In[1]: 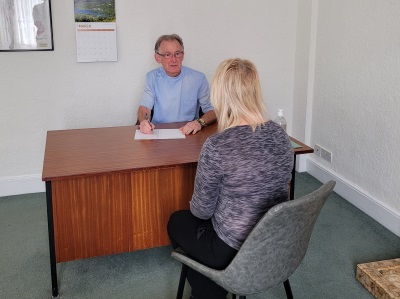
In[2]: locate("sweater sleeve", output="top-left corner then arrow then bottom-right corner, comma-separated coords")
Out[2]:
190,138 -> 223,219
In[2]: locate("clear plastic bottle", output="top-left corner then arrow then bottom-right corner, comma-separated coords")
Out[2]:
274,109 -> 287,132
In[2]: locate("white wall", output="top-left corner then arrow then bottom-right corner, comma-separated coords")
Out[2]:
0,0 -> 297,195
2,0 -> 400,237
304,0 -> 400,235
292,0 -> 312,142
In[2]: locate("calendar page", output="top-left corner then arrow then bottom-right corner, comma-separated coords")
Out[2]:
76,22 -> 118,62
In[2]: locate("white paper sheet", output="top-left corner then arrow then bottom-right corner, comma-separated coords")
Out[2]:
134,129 -> 186,140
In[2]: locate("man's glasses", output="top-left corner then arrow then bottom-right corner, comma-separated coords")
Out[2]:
157,51 -> 184,59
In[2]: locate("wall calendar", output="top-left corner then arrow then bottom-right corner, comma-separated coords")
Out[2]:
74,0 -> 117,63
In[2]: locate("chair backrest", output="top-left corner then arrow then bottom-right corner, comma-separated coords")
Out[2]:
216,180 -> 336,295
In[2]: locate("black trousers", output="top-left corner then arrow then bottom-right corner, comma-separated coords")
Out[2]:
167,210 -> 238,299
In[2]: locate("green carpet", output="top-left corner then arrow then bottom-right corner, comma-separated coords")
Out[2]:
1,172 -> 399,298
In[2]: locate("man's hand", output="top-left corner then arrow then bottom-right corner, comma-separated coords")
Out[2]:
179,120 -> 202,135
140,119 -> 155,134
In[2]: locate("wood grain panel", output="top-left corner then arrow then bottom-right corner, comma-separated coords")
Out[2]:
52,173 -> 134,262
52,165 -> 195,263
129,165 -> 195,250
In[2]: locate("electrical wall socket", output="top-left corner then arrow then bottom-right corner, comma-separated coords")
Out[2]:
314,144 -> 321,156
314,144 -> 332,163
321,148 -> 332,163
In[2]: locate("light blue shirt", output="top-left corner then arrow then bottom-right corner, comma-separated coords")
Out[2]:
140,66 -> 212,124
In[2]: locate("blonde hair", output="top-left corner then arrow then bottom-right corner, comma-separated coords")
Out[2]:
211,58 -> 268,132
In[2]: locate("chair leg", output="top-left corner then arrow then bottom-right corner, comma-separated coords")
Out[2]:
283,279 -> 294,299
176,264 -> 188,299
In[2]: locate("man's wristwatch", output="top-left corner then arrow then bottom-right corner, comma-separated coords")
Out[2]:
197,118 -> 207,128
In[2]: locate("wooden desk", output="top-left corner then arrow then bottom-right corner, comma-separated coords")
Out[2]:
42,122 -> 312,297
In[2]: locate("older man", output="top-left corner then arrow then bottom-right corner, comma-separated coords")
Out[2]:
137,34 -> 216,135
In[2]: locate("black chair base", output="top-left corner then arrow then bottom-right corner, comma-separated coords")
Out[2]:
283,279 -> 294,299
176,264 -> 188,299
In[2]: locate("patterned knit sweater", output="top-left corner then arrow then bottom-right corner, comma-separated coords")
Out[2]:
190,121 -> 294,250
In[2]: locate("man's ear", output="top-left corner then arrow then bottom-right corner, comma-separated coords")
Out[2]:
154,53 -> 161,63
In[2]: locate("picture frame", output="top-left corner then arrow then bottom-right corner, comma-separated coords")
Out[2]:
0,0 -> 54,52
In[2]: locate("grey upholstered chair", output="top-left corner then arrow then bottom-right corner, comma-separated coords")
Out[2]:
171,180 -> 336,299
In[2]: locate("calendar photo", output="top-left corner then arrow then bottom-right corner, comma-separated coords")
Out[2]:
74,0 -> 115,22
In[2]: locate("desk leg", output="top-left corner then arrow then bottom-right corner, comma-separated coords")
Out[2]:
45,181 -> 58,297
290,154 -> 296,200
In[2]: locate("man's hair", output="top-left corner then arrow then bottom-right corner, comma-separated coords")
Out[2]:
211,58 -> 268,132
154,34 -> 184,53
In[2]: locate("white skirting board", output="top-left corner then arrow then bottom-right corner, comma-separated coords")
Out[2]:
0,174 -> 45,197
306,157 -> 400,238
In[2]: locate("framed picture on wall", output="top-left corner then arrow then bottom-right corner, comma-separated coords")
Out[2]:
0,0 -> 54,51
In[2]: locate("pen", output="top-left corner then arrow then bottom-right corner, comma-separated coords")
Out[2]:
145,113 -> 154,130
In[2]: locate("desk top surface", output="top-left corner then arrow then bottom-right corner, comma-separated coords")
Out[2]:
42,122 -> 313,181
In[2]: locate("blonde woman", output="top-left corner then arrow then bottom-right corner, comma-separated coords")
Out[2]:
168,58 -> 294,299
